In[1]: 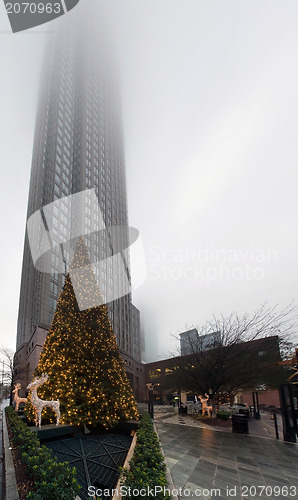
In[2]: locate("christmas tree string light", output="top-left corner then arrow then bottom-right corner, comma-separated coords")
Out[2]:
25,238 -> 138,428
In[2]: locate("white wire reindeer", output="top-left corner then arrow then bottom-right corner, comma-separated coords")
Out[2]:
12,383 -> 27,411
27,374 -> 60,429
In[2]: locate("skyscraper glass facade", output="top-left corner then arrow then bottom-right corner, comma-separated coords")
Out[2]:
16,12 -> 142,384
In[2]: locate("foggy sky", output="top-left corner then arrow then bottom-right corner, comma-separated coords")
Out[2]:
0,0 -> 297,361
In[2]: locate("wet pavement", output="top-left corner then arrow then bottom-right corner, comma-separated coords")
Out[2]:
0,400 -> 8,500
153,407 -> 298,500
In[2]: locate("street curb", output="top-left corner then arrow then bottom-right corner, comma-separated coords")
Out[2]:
2,408 -> 19,500
153,420 -> 178,500
154,412 -> 176,420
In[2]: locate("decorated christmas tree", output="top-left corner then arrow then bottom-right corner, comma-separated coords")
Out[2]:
25,238 -> 138,428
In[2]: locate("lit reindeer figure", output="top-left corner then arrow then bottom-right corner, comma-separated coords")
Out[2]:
12,383 -> 27,411
27,374 -> 60,429
198,394 -> 212,417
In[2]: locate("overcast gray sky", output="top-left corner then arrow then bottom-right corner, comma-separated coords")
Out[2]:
0,0 -> 297,361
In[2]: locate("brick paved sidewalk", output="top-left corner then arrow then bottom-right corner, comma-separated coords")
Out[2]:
155,420 -> 298,500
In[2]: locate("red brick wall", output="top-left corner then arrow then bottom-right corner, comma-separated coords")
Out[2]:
241,389 -> 280,408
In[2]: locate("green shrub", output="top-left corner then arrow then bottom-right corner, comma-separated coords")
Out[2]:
121,413 -> 170,500
216,411 -> 231,421
5,406 -> 80,500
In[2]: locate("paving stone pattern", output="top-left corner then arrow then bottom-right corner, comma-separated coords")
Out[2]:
155,421 -> 298,500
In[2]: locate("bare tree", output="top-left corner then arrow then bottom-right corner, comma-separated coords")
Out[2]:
166,303 -> 297,414
0,346 -> 29,403
0,346 -> 14,401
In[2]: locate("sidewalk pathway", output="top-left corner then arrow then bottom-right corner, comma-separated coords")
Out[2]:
0,405 -> 4,500
248,412 -> 282,440
0,400 -> 9,500
153,405 -> 283,440
154,411 -> 298,500
155,422 -> 298,500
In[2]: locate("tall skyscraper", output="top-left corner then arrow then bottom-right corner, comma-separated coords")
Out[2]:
14,8 -> 144,399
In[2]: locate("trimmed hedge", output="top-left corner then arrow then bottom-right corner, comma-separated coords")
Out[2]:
121,413 -> 170,499
5,406 -> 80,500
216,411 -> 231,421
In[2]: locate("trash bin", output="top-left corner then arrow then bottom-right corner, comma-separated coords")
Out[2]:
239,408 -> 250,419
232,414 -> 249,434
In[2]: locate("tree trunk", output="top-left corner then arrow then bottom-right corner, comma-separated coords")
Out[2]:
211,398 -> 217,418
